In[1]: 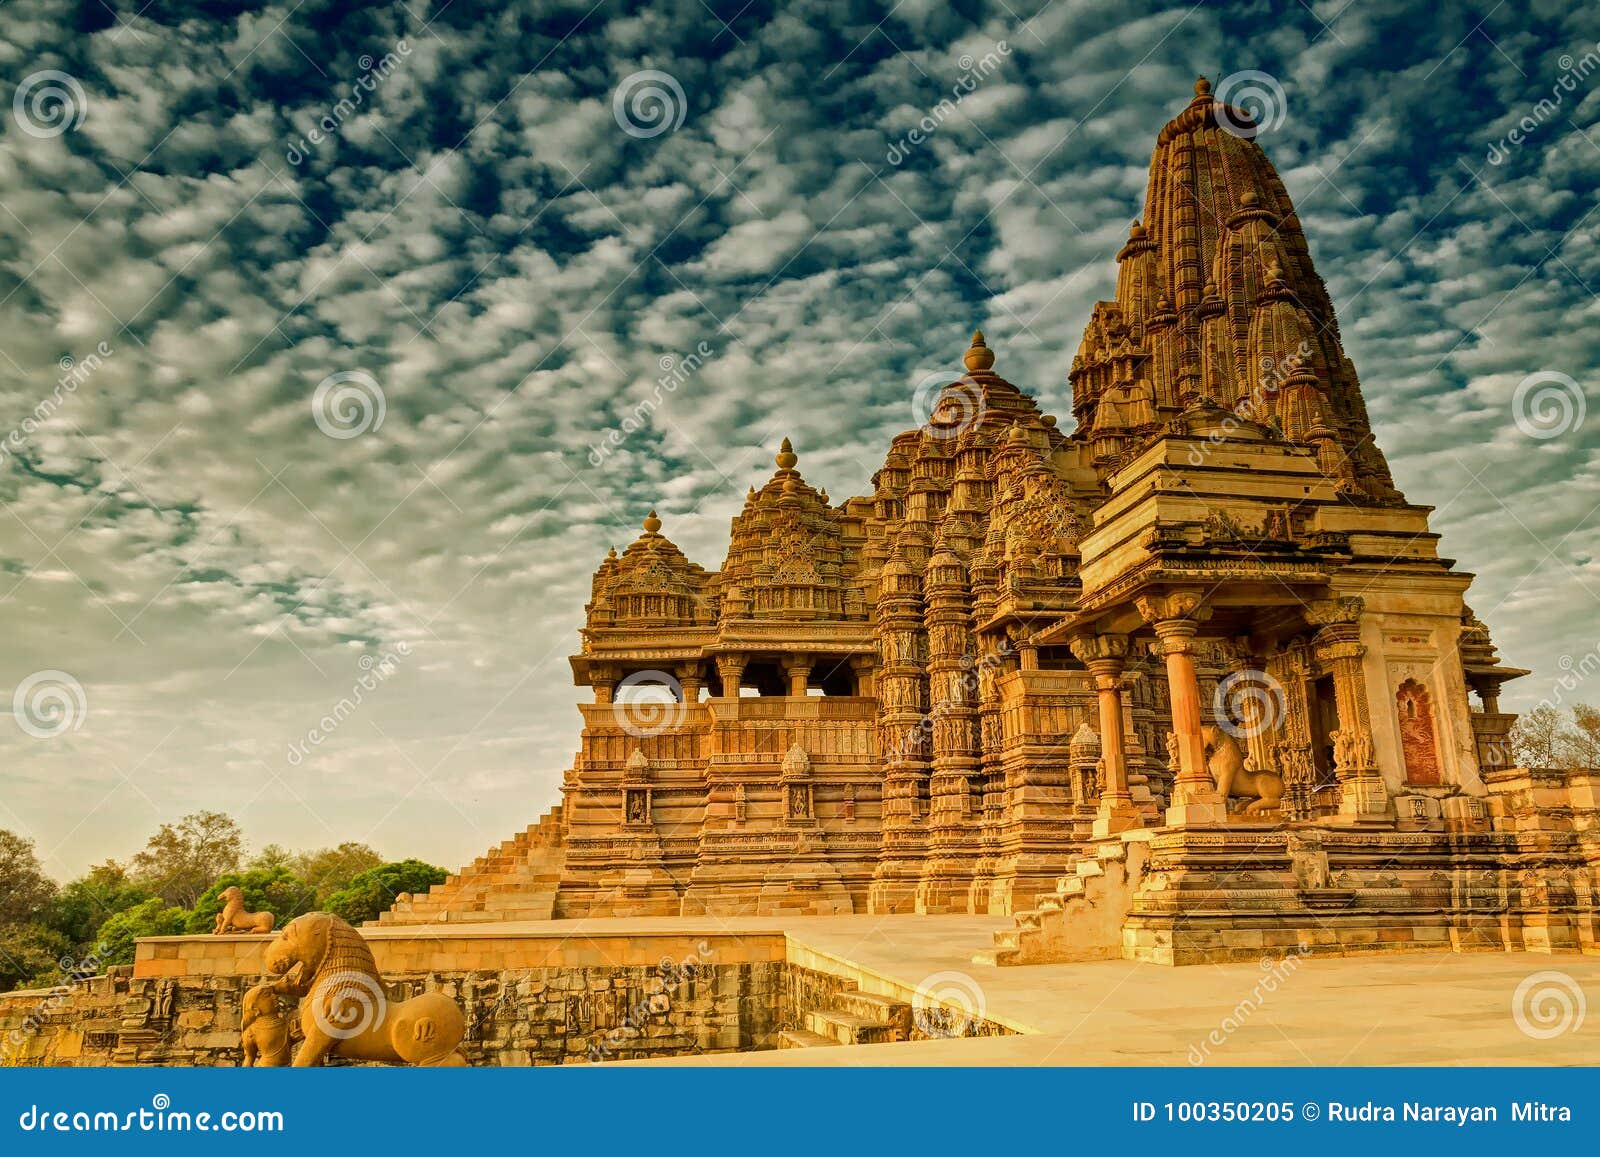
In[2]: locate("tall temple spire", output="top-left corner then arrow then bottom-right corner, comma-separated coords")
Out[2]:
1067,76 -> 1403,504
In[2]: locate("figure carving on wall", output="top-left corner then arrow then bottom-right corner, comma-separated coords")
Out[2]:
213,886 -> 275,934
1163,730 -> 1181,773
154,979 -> 177,1020
627,792 -> 647,824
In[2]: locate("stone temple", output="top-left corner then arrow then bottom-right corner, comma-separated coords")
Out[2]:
380,78 -> 1599,966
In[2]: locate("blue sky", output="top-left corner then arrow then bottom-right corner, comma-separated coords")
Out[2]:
1,0 -> 1597,877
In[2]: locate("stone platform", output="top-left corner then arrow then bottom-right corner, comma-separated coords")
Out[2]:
10,914 -> 1595,1066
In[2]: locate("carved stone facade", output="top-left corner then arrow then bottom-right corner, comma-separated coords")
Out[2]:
383,79 -> 1599,962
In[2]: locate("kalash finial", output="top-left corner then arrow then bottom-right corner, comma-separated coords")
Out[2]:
1194,76 -> 1212,98
642,510 -> 662,535
775,437 -> 798,471
964,330 -> 995,373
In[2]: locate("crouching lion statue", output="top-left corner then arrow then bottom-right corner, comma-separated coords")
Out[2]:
1201,725 -> 1284,815
261,911 -> 466,1066
213,886 -> 275,934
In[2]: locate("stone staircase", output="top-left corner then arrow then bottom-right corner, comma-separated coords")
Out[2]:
973,836 -> 1148,966
372,805 -> 566,926
778,986 -> 914,1050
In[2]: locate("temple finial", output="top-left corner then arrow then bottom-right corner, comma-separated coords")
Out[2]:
964,329 -> 995,373
1194,76 -> 1211,98
775,437 -> 798,470
642,509 -> 662,534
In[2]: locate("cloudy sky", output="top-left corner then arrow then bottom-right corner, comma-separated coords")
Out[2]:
0,0 -> 1596,879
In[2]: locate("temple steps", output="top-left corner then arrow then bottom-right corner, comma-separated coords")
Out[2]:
973,837 -> 1148,967
789,977 -> 915,1048
778,1029 -> 841,1049
372,804 -> 566,926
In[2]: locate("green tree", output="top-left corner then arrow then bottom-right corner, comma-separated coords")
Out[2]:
130,811 -> 243,907
94,898 -> 190,967
323,860 -> 446,927
293,842 -> 383,903
0,922 -> 72,992
0,830 -> 57,926
1509,704 -> 1567,768
185,866 -> 317,934
46,860 -> 152,947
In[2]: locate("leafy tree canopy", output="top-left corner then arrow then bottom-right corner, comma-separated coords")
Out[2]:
323,860 -> 446,927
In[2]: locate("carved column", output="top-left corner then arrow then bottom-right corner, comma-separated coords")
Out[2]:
1137,591 -> 1225,825
714,655 -> 746,698
1069,632 -> 1140,836
1309,597 -> 1389,822
783,655 -> 812,697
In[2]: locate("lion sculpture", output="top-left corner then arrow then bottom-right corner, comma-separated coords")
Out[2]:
261,911 -> 466,1067
1201,725 -> 1284,815
213,886 -> 275,934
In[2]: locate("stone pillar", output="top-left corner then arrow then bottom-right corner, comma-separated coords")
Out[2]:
850,655 -> 875,697
1308,597 -> 1388,822
715,655 -> 745,699
677,664 -> 703,705
1069,633 -> 1140,836
1137,591 -> 1225,825
783,655 -> 812,697
592,665 -> 618,706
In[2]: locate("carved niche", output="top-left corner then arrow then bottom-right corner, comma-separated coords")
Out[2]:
1395,679 -> 1442,786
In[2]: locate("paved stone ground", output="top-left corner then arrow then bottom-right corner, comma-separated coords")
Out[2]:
391,914 -> 1598,1064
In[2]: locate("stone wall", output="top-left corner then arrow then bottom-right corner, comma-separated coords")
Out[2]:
2,928 -> 791,1067
1,957 -> 786,1068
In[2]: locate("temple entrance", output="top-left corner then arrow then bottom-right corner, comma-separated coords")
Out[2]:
1308,675 -> 1338,785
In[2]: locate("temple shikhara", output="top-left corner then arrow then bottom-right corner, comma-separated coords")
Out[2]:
381,79 -> 1598,966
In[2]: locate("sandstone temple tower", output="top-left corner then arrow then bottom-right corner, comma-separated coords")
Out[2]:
384,79 -> 1597,964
